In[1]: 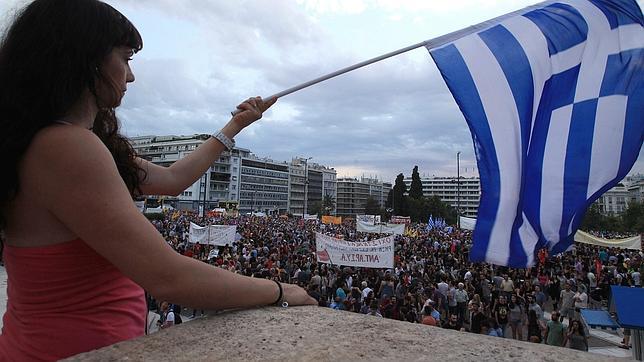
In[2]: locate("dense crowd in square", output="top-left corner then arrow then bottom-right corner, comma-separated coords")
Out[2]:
151,211 -> 643,351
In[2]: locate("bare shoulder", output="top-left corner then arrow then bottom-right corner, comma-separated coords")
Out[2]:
22,125 -> 122,200
26,125 -> 111,167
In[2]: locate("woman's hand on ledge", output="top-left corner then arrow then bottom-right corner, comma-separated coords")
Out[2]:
283,283 -> 317,306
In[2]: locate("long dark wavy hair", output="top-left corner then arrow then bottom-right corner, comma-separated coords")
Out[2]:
0,0 -> 146,230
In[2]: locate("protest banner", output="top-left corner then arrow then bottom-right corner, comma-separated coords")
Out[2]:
356,220 -> 405,235
315,232 -> 394,268
189,222 -> 237,246
321,215 -> 342,225
389,216 -> 411,225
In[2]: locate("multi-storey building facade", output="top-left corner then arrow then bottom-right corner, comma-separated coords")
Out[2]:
336,177 -> 391,217
321,167 -> 338,215
288,158 -> 337,216
596,183 -> 629,216
363,177 -> 391,209
594,174 -> 644,216
322,168 -> 338,201
130,135 -> 336,216
627,178 -> 644,204
237,156 -> 289,214
403,176 -> 481,218
288,159 -> 306,216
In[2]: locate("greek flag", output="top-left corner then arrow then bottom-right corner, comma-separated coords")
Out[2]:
427,215 -> 435,231
429,0 -> 643,267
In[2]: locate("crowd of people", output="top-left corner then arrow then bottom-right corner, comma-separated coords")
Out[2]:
150,211 -> 643,351
587,230 -> 639,240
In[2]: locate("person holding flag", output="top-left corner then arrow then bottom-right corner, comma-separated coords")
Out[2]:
0,0 -> 314,359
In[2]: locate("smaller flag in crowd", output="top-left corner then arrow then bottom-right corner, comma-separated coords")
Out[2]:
426,215 -> 447,231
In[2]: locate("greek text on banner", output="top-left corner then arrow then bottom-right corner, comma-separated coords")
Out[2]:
315,232 -> 394,269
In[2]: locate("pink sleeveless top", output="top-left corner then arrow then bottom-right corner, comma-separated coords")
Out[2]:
0,239 -> 146,361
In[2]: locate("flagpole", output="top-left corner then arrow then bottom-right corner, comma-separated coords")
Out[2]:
231,1 -> 554,115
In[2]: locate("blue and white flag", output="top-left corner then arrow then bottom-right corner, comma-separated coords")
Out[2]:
427,215 -> 435,231
429,0 -> 643,267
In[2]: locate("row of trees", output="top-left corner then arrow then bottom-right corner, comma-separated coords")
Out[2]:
386,166 -> 457,224
308,195 -> 337,216
581,200 -> 644,233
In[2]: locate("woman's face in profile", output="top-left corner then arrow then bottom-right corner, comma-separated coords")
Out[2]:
96,46 -> 136,107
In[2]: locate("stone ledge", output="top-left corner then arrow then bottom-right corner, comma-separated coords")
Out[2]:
67,306 -> 619,361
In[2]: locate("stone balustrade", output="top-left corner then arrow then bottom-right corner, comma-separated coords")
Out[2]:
68,306 -> 619,361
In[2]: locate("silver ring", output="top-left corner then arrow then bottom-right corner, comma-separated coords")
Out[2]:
281,301 -> 289,308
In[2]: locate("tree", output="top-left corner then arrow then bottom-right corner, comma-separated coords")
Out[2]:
580,203 -> 624,233
308,201 -> 322,216
622,200 -> 644,232
409,165 -> 423,199
392,173 -> 407,216
322,195 -> 336,215
364,196 -> 381,215
425,195 -> 443,218
580,203 -> 604,231
407,197 -> 425,223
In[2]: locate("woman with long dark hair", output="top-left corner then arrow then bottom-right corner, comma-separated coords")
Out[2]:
564,320 -> 589,351
507,294 -> 524,341
0,0 -> 315,359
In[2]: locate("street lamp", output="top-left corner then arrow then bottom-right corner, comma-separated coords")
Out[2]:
200,168 -> 209,220
302,157 -> 312,218
456,151 -> 461,228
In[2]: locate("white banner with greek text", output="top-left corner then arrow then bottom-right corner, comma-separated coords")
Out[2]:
315,232 -> 394,268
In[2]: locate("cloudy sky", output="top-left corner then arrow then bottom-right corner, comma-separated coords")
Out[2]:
1,0 -> 643,183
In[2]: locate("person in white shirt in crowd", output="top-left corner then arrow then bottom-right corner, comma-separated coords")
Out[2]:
157,301 -> 175,329
455,282 -> 469,324
632,269 -> 641,288
345,270 -> 354,290
559,282 -> 576,323
573,285 -> 588,321
464,268 -> 473,282
361,281 -> 373,303
310,270 -> 322,292
437,278 -> 449,315
587,271 -> 597,289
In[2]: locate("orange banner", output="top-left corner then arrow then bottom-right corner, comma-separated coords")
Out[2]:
321,215 -> 342,225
